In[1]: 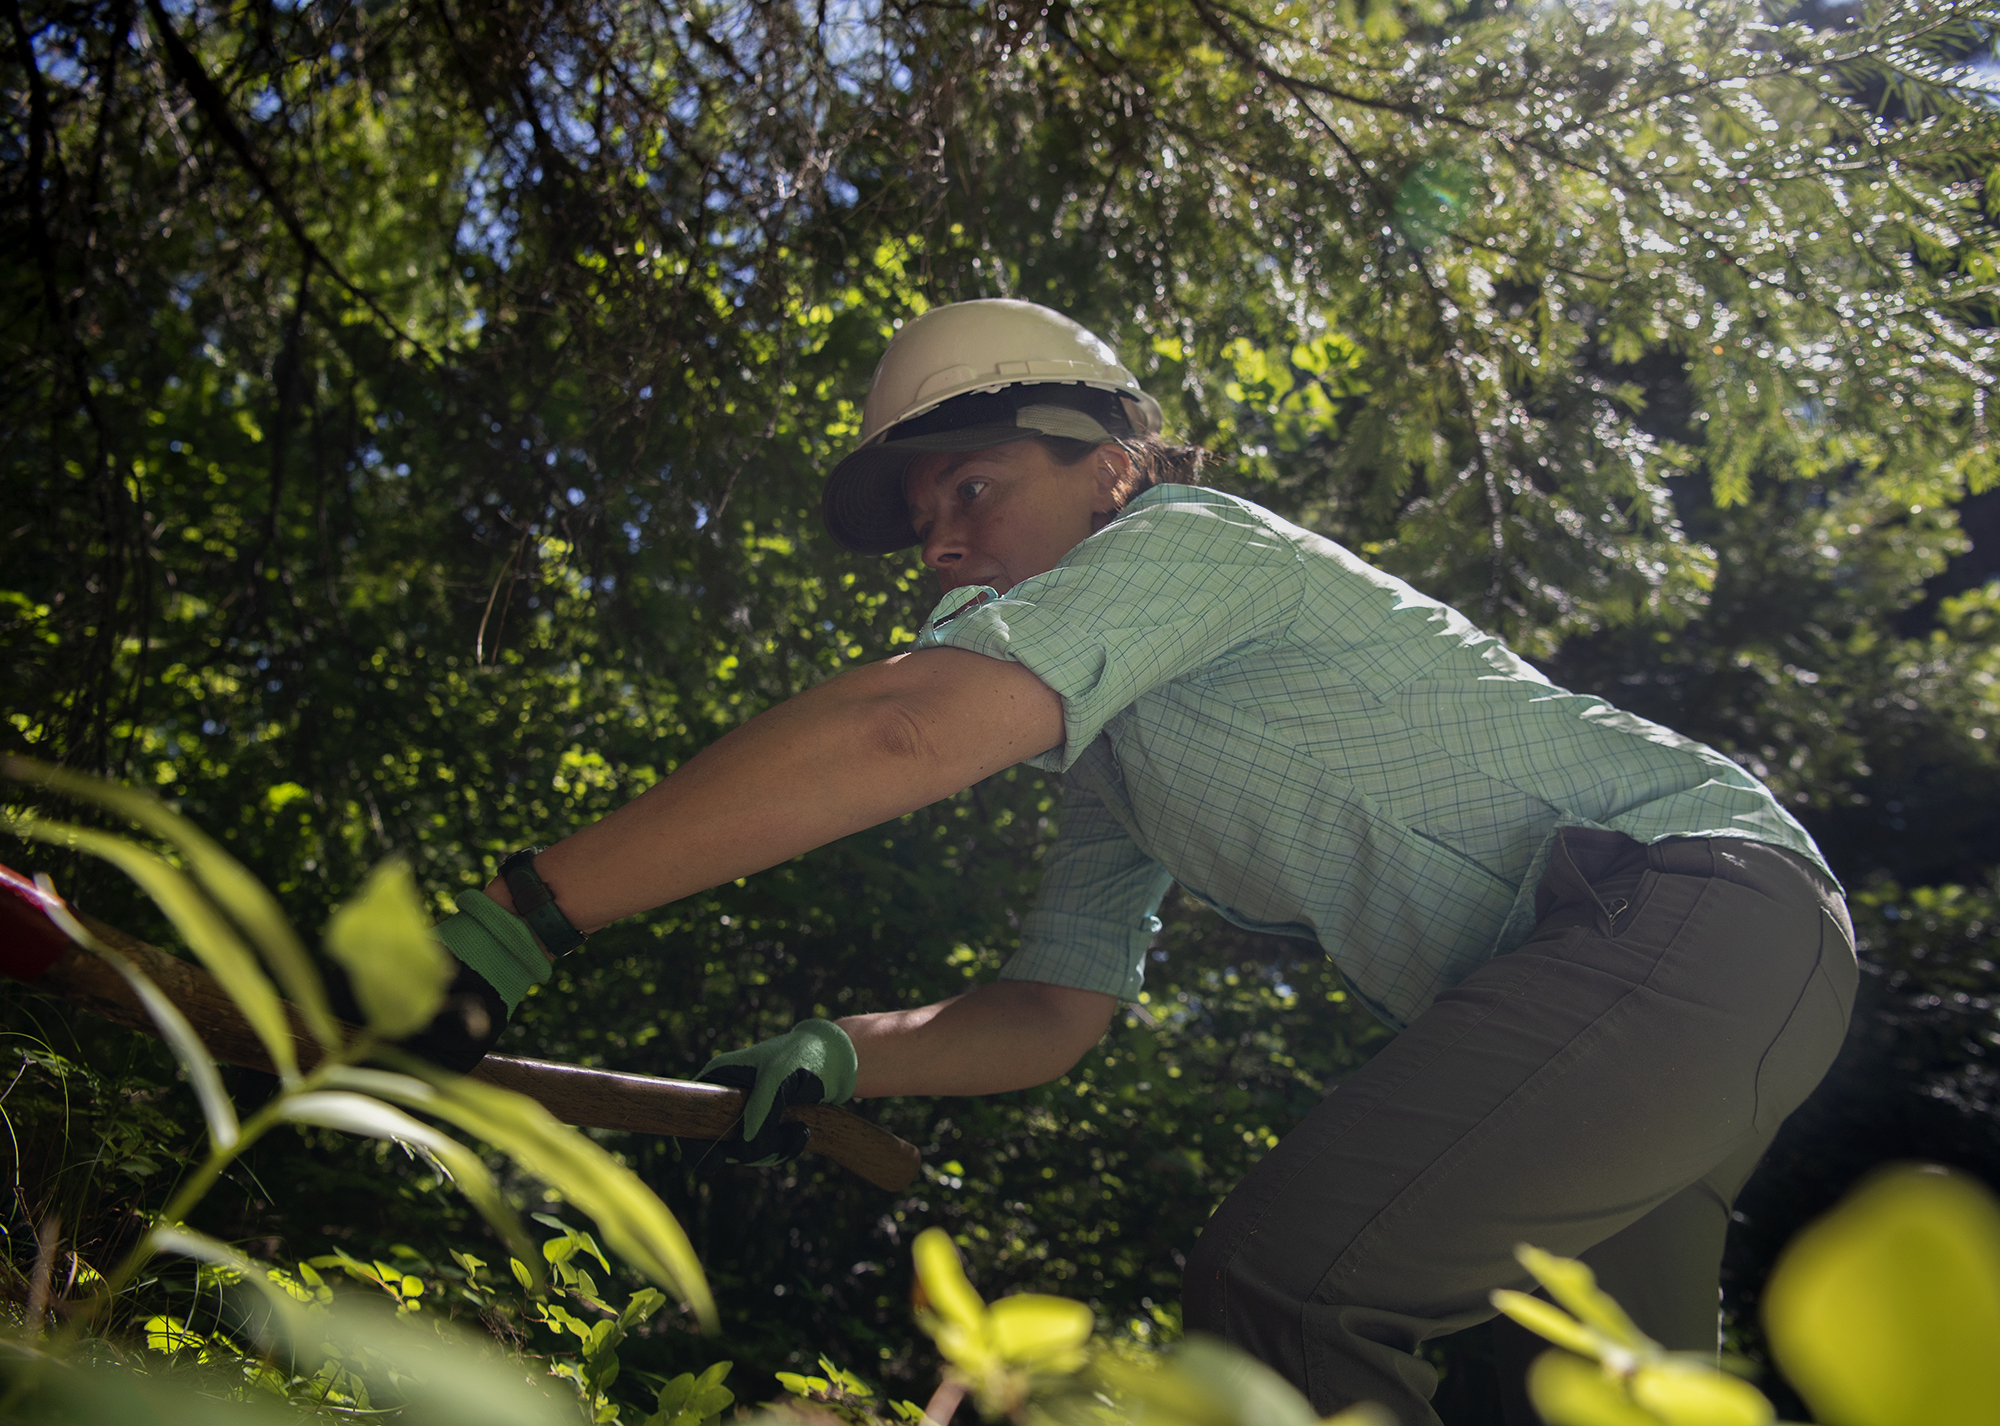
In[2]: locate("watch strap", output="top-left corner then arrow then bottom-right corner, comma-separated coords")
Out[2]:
497,848 -> 588,956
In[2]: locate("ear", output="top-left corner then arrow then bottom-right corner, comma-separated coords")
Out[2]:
1088,445 -> 1133,531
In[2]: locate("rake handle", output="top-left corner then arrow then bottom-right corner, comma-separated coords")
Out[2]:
6,896 -> 920,1191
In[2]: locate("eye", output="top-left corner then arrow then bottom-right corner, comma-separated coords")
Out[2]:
956,478 -> 989,505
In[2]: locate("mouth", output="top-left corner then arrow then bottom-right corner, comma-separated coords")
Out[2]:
938,570 -> 1009,596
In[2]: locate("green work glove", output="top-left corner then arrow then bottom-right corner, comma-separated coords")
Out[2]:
697,1020 -> 858,1167
434,890 -> 553,1014
370,891 -> 549,1073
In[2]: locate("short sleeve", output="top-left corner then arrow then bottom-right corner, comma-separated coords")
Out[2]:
912,490 -> 1304,771
1001,771 -> 1175,1001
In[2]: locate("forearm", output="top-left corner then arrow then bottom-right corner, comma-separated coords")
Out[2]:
486,648 -> 1062,933
838,980 -> 1118,1098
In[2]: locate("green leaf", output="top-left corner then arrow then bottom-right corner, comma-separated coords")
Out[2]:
282,1084 -> 538,1283
618,1287 -> 668,1329
1526,1351 -> 1661,1426
38,896 -> 239,1151
1490,1289 -> 1604,1361
1,755 -> 339,1047
1515,1246 -> 1650,1350
324,857 -> 453,1038
913,1227 -> 986,1334
151,1225 -> 313,1343
987,1294 -> 1093,1369
3,810 -> 299,1080
1763,1166 -> 2000,1426
1608,325 -> 1647,365
1167,1336 -> 1327,1426
1628,1358 -> 1773,1426
331,1060 -> 713,1326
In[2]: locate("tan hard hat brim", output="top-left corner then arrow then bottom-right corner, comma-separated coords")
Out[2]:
821,423 -> 1040,555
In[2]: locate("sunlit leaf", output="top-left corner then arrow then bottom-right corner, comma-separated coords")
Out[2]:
1515,1245 -> 1650,1351
281,1084 -> 538,1283
151,1225 -> 313,1346
39,894 -> 239,1152
1,755 -> 339,1046
327,1061 -> 712,1325
1628,1357 -> 1773,1426
1764,1165 -> 2000,1426
1169,1335 -> 1325,1426
3,810 -> 299,1080
987,1293 -> 1093,1369
324,857 -> 453,1038
1490,1288 -> 1607,1362
1526,1351 -> 1662,1426
913,1227 -> 987,1335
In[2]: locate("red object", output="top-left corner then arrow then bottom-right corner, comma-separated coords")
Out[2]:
0,862 -> 75,983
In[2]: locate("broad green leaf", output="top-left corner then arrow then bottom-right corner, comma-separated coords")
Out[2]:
1169,1335 -> 1325,1426
913,1227 -> 987,1334
291,1296 -> 576,1425
324,858 -> 453,1038
1090,1352 -> 1232,1426
43,898 -> 239,1151
987,1293 -> 1093,1369
144,1313 -> 207,1355
329,1061 -> 713,1326
1516,1246 -> 1649,1350
618,1287 -> 668,1329
1763,1166 -> 2000,1426
1490,1289 -> 1605,1360
1526,1351 -> 1662,1426
651,1359 -> 734,1426
4,811 -> 299,1080
2,755 -> 338,1046
1628,1358 -> 1773,1426
151,1225 -> 313,1344
286,1080 -> 540,1285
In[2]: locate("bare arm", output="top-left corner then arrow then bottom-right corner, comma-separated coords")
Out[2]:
838,980 -> 1119,1098
480,646 -> 1102,1101
487,646 -> 1064,931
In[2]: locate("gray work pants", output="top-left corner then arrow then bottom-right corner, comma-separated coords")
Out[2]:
1182,829 -> 1857,1425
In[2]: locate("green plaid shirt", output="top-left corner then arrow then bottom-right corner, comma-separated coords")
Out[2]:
913,486 -> 1831,1029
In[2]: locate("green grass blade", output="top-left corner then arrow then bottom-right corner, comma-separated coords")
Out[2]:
39,894 -> 241,1152
150,1225 -> 312,1342
346,1060 -> 716,1328
5,811 -> 300,1081
154,1225 -> 575,1426
278,1088 -> 537,1277
2,755 -> 339,1048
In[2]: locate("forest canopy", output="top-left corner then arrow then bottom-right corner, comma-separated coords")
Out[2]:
4,0 -> 1999,1418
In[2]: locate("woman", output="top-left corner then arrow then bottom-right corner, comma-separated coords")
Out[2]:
423,300 -> 1856,1426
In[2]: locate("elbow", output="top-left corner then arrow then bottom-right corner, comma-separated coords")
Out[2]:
854,694 -> 948,770
1012,981 -> 1118,1075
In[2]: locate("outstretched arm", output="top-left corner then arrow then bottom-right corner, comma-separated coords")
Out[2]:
839,980 -> 1119,1098
486,645 -> 1064,933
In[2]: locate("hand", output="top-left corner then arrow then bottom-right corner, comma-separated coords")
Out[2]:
384,956 -> 511,1073
697,1020 -> 858,1167
326,891 -> 548,1073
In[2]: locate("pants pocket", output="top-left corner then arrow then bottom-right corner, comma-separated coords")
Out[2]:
1752,908 -> 1858,1132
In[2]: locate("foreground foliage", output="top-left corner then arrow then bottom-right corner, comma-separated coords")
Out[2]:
1496,1165 -> 2000,1426
4,0 -> 1999,1414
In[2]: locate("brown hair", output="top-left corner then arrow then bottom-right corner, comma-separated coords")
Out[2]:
1036,436 -> 1209,513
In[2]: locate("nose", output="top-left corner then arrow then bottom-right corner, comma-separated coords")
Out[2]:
920,515 -> 965,571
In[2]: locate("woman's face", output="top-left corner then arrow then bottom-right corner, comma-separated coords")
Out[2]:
903,440 -> 1120,596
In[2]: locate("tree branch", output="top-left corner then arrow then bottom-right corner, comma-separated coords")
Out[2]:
141,0 -> 444,367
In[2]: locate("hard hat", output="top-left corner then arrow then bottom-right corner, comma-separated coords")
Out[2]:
821,300 -> 1163,554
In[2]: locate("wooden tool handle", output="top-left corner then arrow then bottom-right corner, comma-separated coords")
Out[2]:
21,913 -> 921,1192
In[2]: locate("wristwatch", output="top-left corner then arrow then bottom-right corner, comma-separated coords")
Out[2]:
497,848 -> 588,956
